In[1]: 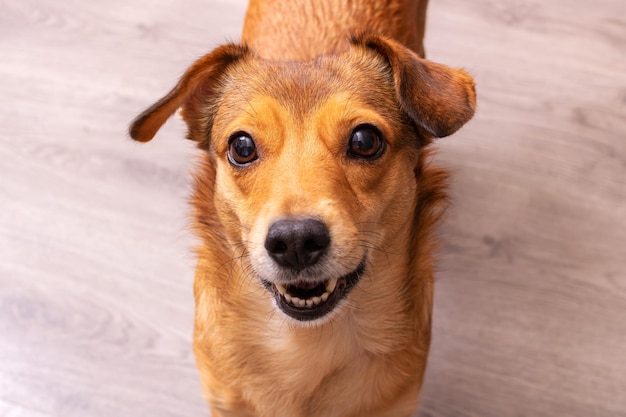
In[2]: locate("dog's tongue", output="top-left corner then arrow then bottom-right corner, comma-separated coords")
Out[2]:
292,281 -> 319,290
288,281 -> 327,299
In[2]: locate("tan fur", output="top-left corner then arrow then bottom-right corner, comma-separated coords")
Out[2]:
128,1 -> 476,416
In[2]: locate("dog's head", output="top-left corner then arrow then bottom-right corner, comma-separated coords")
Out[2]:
130,35 -> 475,323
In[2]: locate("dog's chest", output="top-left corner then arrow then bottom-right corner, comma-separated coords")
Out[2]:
237,316 -> 406,417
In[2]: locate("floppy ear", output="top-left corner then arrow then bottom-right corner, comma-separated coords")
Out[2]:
129,43 -> 249,142
352,35 -> 476,138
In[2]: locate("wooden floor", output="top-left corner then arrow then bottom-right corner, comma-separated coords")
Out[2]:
1,0 -> 625,416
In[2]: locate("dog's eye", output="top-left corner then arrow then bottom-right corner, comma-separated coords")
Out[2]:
348,125 -> 384,159
228,133 -> 258,166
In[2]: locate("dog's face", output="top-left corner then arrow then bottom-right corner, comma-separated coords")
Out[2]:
209,53 -> 422,322
129,35 -> 476,324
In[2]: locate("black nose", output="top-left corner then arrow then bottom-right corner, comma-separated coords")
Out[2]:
264,219 -> 330,271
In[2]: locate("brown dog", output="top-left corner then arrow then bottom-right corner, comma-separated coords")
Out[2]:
129,0 -> 475,415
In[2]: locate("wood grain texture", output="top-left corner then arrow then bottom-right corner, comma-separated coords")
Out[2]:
1,0 -> 624,416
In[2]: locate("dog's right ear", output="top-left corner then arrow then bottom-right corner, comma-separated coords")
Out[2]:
352,35 -> 476,138
129,43 -> 248,143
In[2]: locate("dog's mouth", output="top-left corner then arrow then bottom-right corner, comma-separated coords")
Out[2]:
262,258 -> 367,322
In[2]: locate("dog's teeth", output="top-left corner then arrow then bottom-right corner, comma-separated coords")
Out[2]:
281,284 -> 332,308
325,279 -> 337,293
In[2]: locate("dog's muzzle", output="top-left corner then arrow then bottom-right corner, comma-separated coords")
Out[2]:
261,218 -> 366,321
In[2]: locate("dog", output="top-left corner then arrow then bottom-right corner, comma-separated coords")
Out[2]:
129,0 -> 476,415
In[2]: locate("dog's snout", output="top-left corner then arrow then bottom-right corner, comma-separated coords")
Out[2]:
265,219 -> 330,270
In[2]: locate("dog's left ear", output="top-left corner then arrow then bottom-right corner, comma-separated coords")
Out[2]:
129,43 -> 249,143
352,35 -> 476,138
